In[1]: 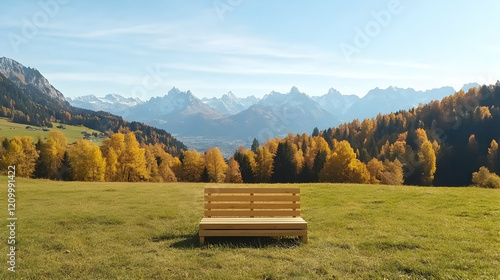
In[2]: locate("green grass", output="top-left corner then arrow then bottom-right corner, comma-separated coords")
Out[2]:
0,178 -> 499,279
0,117 -> 103,144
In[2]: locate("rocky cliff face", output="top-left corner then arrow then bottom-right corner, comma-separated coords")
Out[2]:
0,57 -> 68,108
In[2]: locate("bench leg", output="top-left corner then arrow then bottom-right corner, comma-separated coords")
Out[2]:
199,236 -> 205,245
300,234 -> 307,244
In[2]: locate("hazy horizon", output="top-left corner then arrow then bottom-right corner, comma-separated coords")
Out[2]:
2,1 -> 499,99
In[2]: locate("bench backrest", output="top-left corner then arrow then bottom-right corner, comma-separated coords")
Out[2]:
204,187 -> 301,218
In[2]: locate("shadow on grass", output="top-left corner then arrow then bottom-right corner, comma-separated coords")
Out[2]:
153,233 -> 302,249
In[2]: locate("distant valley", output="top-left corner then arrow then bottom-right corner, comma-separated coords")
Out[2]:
68,84 -> 479,156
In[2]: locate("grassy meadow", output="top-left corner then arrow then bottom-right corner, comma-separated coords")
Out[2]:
0,178 -> 499,279
0,117 -> 103,144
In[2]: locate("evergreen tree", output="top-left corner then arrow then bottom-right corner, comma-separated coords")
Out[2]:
298,162 -> 313,183
311,151 -> 327,182
2,138 -> 9,150
200,166 -> 210,183
58,151 -> 73,181
271,142 -> 297,183
251,138 -> 259,153
234,150 -> 255,183
312,127 -> 320,137
359,148 -> 371,163
301,138 -> 308,154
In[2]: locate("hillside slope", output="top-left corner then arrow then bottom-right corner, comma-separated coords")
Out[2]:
0,59 -> 186,155
317,82 -> 500,186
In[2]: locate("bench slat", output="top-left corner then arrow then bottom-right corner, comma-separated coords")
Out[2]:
205,187 -> 300,194
201,217 -> 306,223
199,229 -> 307,237
205,210 -> 300,217
205,195 -> 300,202
205,203 -> 300,210
200,223 -> 307,230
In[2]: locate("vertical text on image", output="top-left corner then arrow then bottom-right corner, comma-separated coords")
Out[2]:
7,165 -> 17,273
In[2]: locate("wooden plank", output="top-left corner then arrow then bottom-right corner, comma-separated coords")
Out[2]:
199,229 -> 307,237
200,217 -> 306,223
204,203 -> 300,210
205,195 -> 300,202
204,210 -> 300,217
199,223 -> 307,230
205,188 -> 300,194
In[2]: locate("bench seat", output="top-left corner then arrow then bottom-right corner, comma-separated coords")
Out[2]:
199,188 -> 308,244
200,217 -> 307,230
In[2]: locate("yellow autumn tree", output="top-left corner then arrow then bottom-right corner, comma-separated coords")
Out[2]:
205,147 -> 227,183
418,140 -> 436,185
415,128 -> 428,147
159,162 -> 177,182
143,144 -> 162,182
487,139 -> 498,172
348,159 -> 370,183
68,139 -> 105,181
290,143 -> 304,174
104,147 -> 118,181
2,136 -> 39,177
319,140 -> 369,183
390,140 -> 406,161
121,132 -> 148,182
255,146 -> 274,183
381,159 -> 404,185
181,150 -> 205,182
101,133 -> 125,158
101,133 -> 125,181
225,157 -> 243,183
367,158 -> 384,184
41,130 -> 68,179
169,157 -> 182,179
473,106 -> 492,121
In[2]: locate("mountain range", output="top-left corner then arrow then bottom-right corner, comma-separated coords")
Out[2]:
68,82 -> 479,155
0,56 -> 481,157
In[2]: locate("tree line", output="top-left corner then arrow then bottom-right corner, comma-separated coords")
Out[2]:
1,82 -> 500,187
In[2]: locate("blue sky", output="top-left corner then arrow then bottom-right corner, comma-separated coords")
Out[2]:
1,0 -> 499,99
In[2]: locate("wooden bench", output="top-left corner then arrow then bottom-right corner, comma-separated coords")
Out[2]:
199,187 -> 307,244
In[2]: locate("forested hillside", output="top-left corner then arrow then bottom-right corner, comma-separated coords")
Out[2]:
0,73 -> 186,155
231,82 -> 500,186
313,82 -> 500,186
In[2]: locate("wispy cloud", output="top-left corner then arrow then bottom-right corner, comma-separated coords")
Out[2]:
41,21 -> 321,60
44,24 -> 175,39
45,72 -> 140,85
357,59 -> 433,69
159,61 -> 419,80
